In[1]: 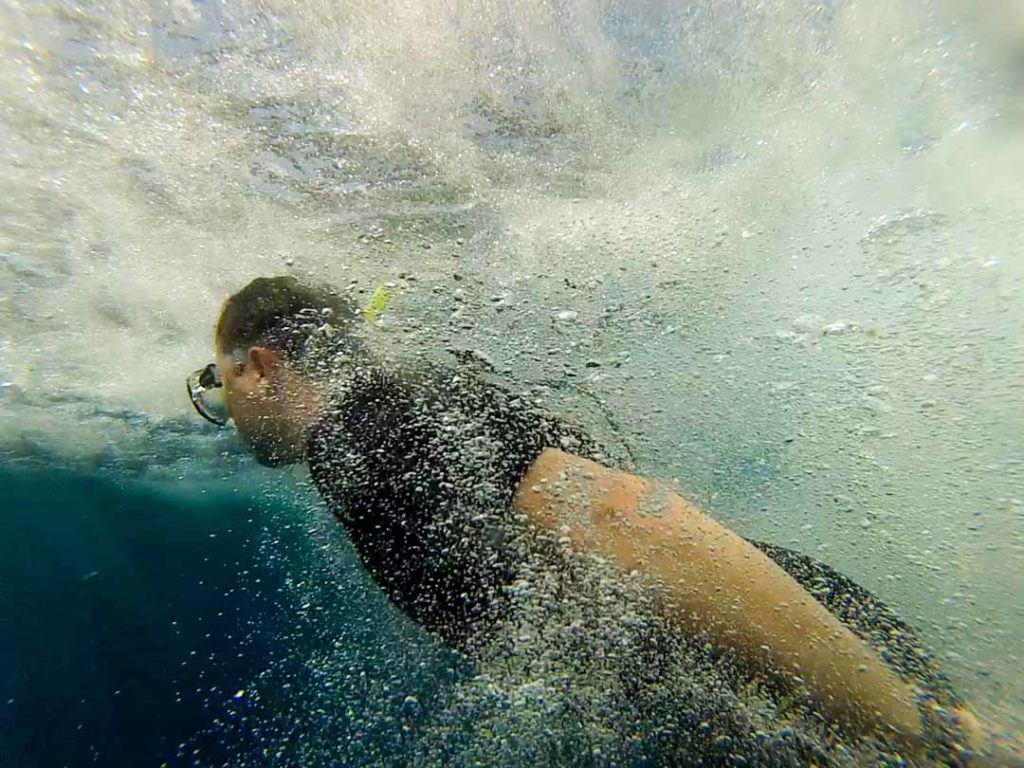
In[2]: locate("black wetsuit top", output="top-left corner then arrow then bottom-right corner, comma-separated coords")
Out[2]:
307,361 -> 597,652
306,360 -> 955,700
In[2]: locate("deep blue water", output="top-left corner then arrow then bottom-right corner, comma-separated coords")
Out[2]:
0,467 -> 278,766
0,466 -> 455,768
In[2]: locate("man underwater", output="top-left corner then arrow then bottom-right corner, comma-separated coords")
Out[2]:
188,275 -> 1016,767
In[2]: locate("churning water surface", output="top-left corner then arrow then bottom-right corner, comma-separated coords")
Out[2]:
1,1 -> 1022,766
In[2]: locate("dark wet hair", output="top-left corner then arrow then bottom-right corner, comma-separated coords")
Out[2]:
216,275 -> 360,364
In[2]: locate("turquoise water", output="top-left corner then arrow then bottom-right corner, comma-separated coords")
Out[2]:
0,468 -> 282,766
0,466 -> 460,767
2,0 -> 1022,764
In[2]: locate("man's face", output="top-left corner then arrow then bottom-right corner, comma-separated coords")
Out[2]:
219,348 -> 304,467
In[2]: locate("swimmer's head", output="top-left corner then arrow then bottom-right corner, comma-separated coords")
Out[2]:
210,276 -> 360,466
215,275 -> 361,367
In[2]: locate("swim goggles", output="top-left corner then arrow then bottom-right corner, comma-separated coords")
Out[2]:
186,362 -> 229,427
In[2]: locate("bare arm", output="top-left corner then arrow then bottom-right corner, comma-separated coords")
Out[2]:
513,447 -> 924,740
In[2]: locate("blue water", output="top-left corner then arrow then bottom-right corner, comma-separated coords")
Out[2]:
0,467 -> 457,767
0,468 -> 270,765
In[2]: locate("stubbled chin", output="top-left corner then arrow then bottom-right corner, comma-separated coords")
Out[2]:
254,451 -> 285,467
250,441 -> 300,468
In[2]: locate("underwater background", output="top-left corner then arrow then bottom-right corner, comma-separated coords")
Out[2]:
2,1 -> 1022,766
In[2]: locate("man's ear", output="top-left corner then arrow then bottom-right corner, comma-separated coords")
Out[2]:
247,346 -> 281,379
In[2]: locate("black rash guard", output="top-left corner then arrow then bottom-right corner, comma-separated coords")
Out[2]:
306,360 -> 599,652
305,359 -> 957,703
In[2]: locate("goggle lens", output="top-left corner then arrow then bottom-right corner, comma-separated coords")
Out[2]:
186,363 -> 229,427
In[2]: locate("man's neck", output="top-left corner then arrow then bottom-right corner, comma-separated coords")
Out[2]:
280,373 -> 328,460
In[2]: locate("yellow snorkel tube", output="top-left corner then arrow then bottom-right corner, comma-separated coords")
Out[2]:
362,284 -> 391,322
